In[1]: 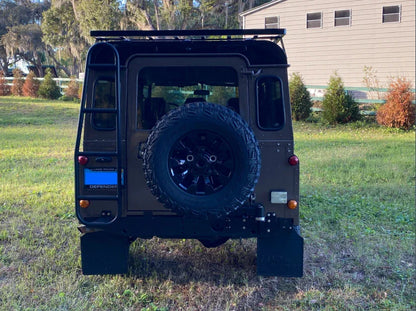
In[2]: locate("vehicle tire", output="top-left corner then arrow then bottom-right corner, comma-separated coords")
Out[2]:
143,102 -> 261,217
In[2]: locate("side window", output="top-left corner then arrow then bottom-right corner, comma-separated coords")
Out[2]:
93,79 -> 116,130
257,76 -> 285,130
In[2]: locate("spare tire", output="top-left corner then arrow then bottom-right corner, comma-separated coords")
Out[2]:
143,102 -> 260,217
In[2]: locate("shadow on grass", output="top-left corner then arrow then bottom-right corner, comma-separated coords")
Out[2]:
126,238 -> 299,293
128,239 -> 256,284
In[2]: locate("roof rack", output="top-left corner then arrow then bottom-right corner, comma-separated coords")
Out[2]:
90,29 -> 286,40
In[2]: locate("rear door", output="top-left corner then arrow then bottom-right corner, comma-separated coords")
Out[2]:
125,55 -> 249,215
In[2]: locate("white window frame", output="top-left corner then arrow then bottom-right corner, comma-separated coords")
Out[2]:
382,5 -> 401,23
265,16 -> 280,29
334,9 -> 351,27
306,12 -> 322,29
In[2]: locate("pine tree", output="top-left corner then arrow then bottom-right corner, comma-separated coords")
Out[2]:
322,73 -> 360,124
22,71 -> 40,97
289,72 -> 312,121
38,69 -> 61,99
11,69 -> 24,96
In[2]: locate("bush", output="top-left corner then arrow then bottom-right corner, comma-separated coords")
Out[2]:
38,69 -> 61,99
11,69 -> 24,96
0,70 -> 11,96
289,72 -> 312,121
22,71 -> 40,97
376,77 -> 415,130
322,73 -> 360,124
64,76 -> 80,100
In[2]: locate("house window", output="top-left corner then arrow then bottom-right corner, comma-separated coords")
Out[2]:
383,5 -> 401,23
334,10 -> 351,26
265,16 -> 279,29
307,12 -> 322,28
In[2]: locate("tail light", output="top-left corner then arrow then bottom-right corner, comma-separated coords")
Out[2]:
287,200 -> 298,209
78,155 -> 89,165
288,155 -> 299,166
79,200 -> 90,208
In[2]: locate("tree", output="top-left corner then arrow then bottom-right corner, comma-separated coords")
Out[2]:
2,0 -> 271,79
322,73 -> 360,124
2,24 -> 45,76
0,1 -> 50,74
0,0 -> 31,74
22,70 -> 40,97
11,68 -> 24,96
42,1 -> 88,76
289,72 -> 312,121
38,69 -> 61,99
123,0 -> 270,31
77,0 -> 122,43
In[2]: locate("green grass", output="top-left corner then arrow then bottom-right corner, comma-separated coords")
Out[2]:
0,96 -> 414,310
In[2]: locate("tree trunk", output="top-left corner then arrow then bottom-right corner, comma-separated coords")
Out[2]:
154,0 -> 160,30
47,49 -> 71,77
70,0 -> 79,19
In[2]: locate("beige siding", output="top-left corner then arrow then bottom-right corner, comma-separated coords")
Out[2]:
242,0 -> 415,89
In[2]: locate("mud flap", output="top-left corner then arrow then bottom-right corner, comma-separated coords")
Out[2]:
257,228 -> 304,277
80,231 -> 130,275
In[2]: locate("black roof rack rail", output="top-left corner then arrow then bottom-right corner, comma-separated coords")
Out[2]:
90,28 -> 286,39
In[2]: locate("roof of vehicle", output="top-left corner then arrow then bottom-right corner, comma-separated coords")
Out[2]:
89,29 -> 288,66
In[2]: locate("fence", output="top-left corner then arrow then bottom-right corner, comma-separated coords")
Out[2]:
3,77 -> 83,94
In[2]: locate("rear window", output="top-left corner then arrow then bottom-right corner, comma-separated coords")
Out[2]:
92,79 -> 116,130
256,76 -> 285,130
137,66 -> 239,129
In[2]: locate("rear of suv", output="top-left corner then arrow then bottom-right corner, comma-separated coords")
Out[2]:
75,29 -> 303,277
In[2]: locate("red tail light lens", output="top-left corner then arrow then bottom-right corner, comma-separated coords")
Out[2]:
78,155 -> 89,165
288,155 -> 299,166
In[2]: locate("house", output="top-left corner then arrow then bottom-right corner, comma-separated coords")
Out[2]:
240,0 -> 415,96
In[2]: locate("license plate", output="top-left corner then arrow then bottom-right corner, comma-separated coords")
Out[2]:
84,168 -> 118,189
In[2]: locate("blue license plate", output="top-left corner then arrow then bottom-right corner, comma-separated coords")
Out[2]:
84,169 -> 118,188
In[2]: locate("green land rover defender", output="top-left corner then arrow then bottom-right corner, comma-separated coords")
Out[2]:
75,29 -> 303,276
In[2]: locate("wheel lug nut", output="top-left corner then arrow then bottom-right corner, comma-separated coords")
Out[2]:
209,155 -> 217,163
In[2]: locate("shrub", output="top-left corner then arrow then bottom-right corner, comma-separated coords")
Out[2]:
38,69 -> 61,99
11,68 -> 24,96
362,66 -> 382,100
22,71 -> 40,97
0,70 -> 11,96
322,73 -> 360,124
289,72 -> 312,121
64,76 -> 80,100
376,77 -> 415,130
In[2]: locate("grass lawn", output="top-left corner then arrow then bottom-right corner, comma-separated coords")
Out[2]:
0,96 -> 414,310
